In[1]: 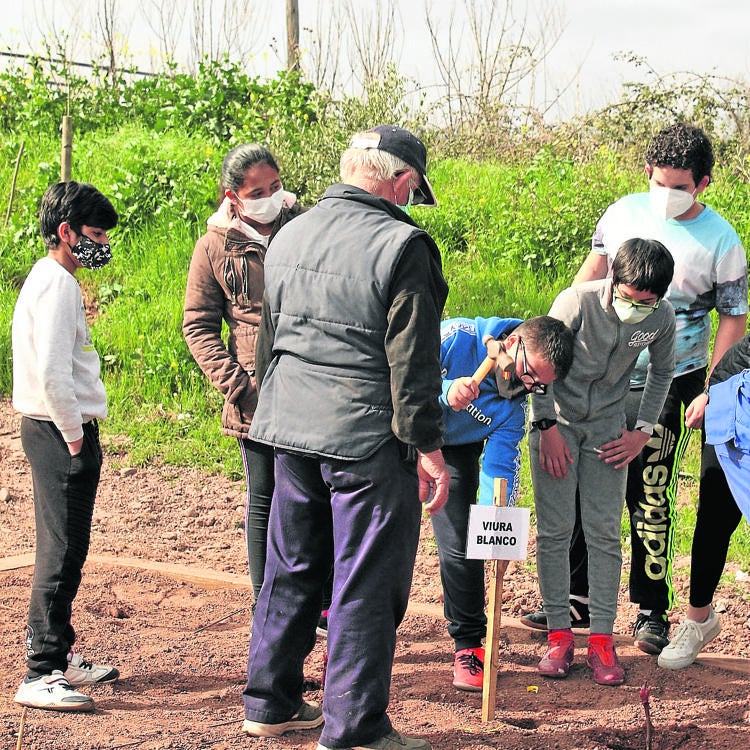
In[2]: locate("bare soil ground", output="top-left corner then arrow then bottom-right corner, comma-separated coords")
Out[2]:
0,397 -> 748,750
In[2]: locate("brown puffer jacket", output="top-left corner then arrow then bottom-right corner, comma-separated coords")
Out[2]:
182,201 -> 305,438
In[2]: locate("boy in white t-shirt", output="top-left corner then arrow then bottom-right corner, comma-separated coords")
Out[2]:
522,122 -> 748,655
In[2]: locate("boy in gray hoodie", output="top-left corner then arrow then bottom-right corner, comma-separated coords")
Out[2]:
529,238 -> 676,686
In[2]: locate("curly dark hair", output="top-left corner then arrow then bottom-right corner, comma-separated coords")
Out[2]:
645,123 -> 714,184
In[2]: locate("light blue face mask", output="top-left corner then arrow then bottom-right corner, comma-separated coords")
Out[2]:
398,188 -> 414,216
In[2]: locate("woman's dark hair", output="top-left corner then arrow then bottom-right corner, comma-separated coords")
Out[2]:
220,144 -> 280,200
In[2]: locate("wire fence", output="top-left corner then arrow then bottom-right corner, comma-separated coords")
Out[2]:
0,49 -> 157,78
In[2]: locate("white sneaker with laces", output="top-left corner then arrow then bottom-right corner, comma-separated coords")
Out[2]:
14,670 -> 95,712
657,609 -> 721,670
65,649 -> 120,686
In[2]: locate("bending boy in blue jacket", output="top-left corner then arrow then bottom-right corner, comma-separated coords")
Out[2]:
433,315 -> 574,691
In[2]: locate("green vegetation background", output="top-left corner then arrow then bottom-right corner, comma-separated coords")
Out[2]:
1,61 -> 748,576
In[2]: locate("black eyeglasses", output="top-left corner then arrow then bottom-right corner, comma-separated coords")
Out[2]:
517,337 -> 547,395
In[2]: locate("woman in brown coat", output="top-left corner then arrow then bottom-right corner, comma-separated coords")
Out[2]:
183,144 -> 304,602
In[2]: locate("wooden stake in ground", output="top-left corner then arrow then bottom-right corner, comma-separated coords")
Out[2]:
481,477 -> 509,722
16,706 -> 27,750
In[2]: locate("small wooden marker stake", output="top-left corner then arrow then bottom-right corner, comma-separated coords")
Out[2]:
481,476 -> 509,722
16,706 -> 27,750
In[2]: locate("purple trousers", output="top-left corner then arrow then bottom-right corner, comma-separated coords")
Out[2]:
242,438 -> 422,748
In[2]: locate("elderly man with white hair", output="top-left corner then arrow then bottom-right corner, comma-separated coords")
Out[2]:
241,125 -> 450,750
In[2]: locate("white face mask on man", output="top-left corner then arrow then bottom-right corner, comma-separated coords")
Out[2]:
649,184 -> 695,221
239,188 -> 285,224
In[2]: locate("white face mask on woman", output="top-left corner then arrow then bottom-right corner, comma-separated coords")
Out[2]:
649,184 -> 695,221
239,188 -> 285,224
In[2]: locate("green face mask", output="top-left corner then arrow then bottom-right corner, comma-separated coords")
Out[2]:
397,188 -> 413,216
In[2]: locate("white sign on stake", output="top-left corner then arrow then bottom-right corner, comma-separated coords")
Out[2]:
466,505 -> 530,560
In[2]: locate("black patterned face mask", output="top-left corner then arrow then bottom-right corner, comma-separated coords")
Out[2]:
70,235 -> 112,269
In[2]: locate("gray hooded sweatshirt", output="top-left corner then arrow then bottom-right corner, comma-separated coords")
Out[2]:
530,278 -> 676,426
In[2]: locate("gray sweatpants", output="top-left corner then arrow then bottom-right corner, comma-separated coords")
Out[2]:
529,415 -> 627,635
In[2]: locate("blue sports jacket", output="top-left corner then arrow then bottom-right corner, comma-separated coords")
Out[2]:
439,316 -> 526,506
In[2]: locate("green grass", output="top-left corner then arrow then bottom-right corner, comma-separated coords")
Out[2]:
1,127 -> 748,571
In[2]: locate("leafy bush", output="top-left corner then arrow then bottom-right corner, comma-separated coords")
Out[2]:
0,52 -> 320,148
2,58 -> 749,485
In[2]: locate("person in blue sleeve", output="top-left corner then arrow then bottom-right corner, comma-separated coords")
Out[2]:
433,315 -> 574,691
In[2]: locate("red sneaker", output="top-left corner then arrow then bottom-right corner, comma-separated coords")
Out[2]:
452,647 -> 484,692
538,628 -> 574,678
587,634 -> 625,686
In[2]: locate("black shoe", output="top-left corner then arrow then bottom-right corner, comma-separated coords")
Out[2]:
569,600 -> 590,628
519,608 -> 548,630
633,611 -> 670,654
520,600 -> 590,630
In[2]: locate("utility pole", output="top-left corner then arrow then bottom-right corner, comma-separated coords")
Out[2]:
286,0 -> 300,71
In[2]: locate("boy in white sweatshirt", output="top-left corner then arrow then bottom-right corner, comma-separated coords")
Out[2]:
12,181 -> 119,713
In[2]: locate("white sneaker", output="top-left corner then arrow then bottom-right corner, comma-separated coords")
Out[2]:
657,609 -> 721,670
65,649 -> 120,686
14,670 -> 95,712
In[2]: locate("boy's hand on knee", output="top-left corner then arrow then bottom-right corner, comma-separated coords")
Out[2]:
597,429 -> 650,469
538,426 -> 573,478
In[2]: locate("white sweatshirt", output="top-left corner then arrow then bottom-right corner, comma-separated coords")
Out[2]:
12,256 -> 107,442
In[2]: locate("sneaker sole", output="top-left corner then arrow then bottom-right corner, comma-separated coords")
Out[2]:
242,714 -> 324,737
635,638 -> 667,655
658,652 -> 699,670
586,660 -> 625,686
14,696 -> 95,712
519,615 -> 548,631
452,679 -> 483,692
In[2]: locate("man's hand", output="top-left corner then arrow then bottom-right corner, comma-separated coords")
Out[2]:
417,449 -> 450,515
537,425 -> 573,478
597,429 -> 651,469
685,392 -> 709,430
447,377 -> 480,411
